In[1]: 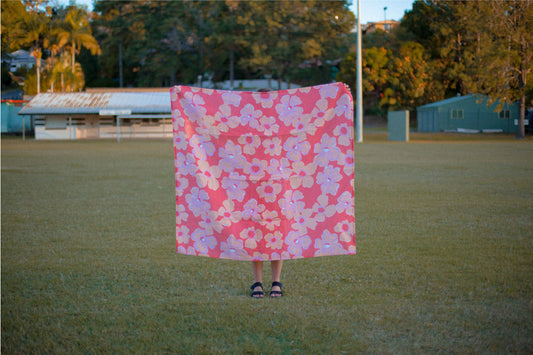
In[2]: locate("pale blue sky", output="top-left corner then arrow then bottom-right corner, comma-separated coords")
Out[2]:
57,0 -> 414,24
350,0 -> 414,23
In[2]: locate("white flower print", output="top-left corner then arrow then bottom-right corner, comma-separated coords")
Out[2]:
256,181 -> 282,203
252,91 -> 278,108
238,134 -> 261,155
267,157 -> 291,180
182,92 -> 206,121
314,230 -> 346,257
218,140 -> 247,172
312,195 -> 336,222
261,210 -> 281,231
291,208 -> 317,233
275,94 -> 303,126
333,123 -> 353,146
242,199 -> 266,221
190,134 -> 215,161
337,150 -> 354,176
286,231 -> 312,257
172,109 -> 184,129
319,84 -> 339,99
244,158 -> 268,181
263,137 -> 283,156
336,191 -> 354,215
196,162 -> 221,191
185,186 -> 210,217
334,220 -> 354,242
217,199 -> 242,226
176,204 -> 189,224
174,131 -> 188,151
316,166 -> 342,195
175,177 -> 189,196
239,227 -> 263,249
170,88 -> 179,102
313,134 -> 341,167
257,116 -> 280,136
191,228 -> 217,254
175,152 -> 197,176
199,210 -> 223,234
176,225 -> 190,244
221,235 -> 250,260
265,231 -> 284,250
221,172 -> 249,202
239,103 -> 262,128
283,136 -> 311,162
335,93 -> 352,119
222,91 -> 241,106
194,115 -> 218,137
252,251 -> 270,261
215,104 -> 240,132
278,190 -> 305,219
290,114 -> 317,137
290,161 -> 316,189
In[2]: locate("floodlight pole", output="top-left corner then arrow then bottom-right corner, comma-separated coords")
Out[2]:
356,0 -> 363,143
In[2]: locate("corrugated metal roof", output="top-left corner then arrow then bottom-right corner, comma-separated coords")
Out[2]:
18,91 -> 171,115
418,94 -> 476,109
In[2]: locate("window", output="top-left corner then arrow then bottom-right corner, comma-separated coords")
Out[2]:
499,110 -> 510,119
451,109 -> 464,119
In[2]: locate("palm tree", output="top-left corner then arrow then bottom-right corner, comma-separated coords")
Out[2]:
10,11 -> 49,94
56,6 -> 101,90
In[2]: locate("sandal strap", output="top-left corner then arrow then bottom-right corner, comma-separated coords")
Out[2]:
250,282 -> 263,290
271,281 -> 282,288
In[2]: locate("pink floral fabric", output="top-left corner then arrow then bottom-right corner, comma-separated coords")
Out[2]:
170,82 -> 355,260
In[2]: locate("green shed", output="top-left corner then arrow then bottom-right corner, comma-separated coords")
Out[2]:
417,94 -> 518,133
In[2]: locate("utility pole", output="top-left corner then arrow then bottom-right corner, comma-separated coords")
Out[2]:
356,0 -> 363,143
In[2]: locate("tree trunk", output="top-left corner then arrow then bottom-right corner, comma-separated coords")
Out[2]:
516,38 -> 527,139
230,43 -> 234,89
119,38 -> 123,88
71,40 -> 76,92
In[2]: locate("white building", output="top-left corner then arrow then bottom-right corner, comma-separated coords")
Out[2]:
6,49 -> 39,72
18,88 -> 172,140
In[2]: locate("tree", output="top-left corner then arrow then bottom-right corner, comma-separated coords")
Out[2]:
56,5 -> 100,90
473,1 -> 532,138
10,6 -> 49,93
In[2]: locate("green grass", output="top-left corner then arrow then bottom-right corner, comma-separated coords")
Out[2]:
2,136 -> 532,354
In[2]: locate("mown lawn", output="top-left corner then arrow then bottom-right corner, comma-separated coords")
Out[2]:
2,136 -> 532,354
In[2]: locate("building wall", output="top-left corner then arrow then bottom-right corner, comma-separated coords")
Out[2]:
417,96 -> 517,133
1,102 -> 32,133
34,115 -> 173,140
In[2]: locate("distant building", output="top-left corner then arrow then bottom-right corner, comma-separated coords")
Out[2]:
417,94 -> 518,133
18,88 -> 172,140
350,20 -> 400,34
4,50 -> 39,72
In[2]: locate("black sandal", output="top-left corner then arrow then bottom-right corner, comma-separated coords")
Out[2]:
250,282 -> 264,298
270,281 -> 283,297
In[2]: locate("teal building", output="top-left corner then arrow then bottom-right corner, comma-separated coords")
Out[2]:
417,94 -> 518,133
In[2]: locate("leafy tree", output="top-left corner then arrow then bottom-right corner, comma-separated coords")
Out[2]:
56,5 -> 100,87
9,5 -> 50,93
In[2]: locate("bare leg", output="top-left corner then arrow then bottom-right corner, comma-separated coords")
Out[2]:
251,261 -> 264,297
271,260 -> 283,297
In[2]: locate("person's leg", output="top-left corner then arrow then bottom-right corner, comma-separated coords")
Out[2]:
270,260 -> 283,297
251,261 -> 264,298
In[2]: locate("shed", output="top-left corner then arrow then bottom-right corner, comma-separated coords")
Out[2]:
417,94 -> 518,133
18,89 -> 172,140
2,100 -> 32,134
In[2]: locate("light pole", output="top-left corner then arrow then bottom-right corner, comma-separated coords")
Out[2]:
356,0 -> 363,143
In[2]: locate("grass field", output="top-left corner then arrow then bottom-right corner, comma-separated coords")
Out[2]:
2,136 -> 532,354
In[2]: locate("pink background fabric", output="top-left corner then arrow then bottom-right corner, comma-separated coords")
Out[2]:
170,82 -> 355,260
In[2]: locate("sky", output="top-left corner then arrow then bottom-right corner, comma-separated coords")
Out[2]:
57,0 -> 415,24
349,0 -> 414,23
